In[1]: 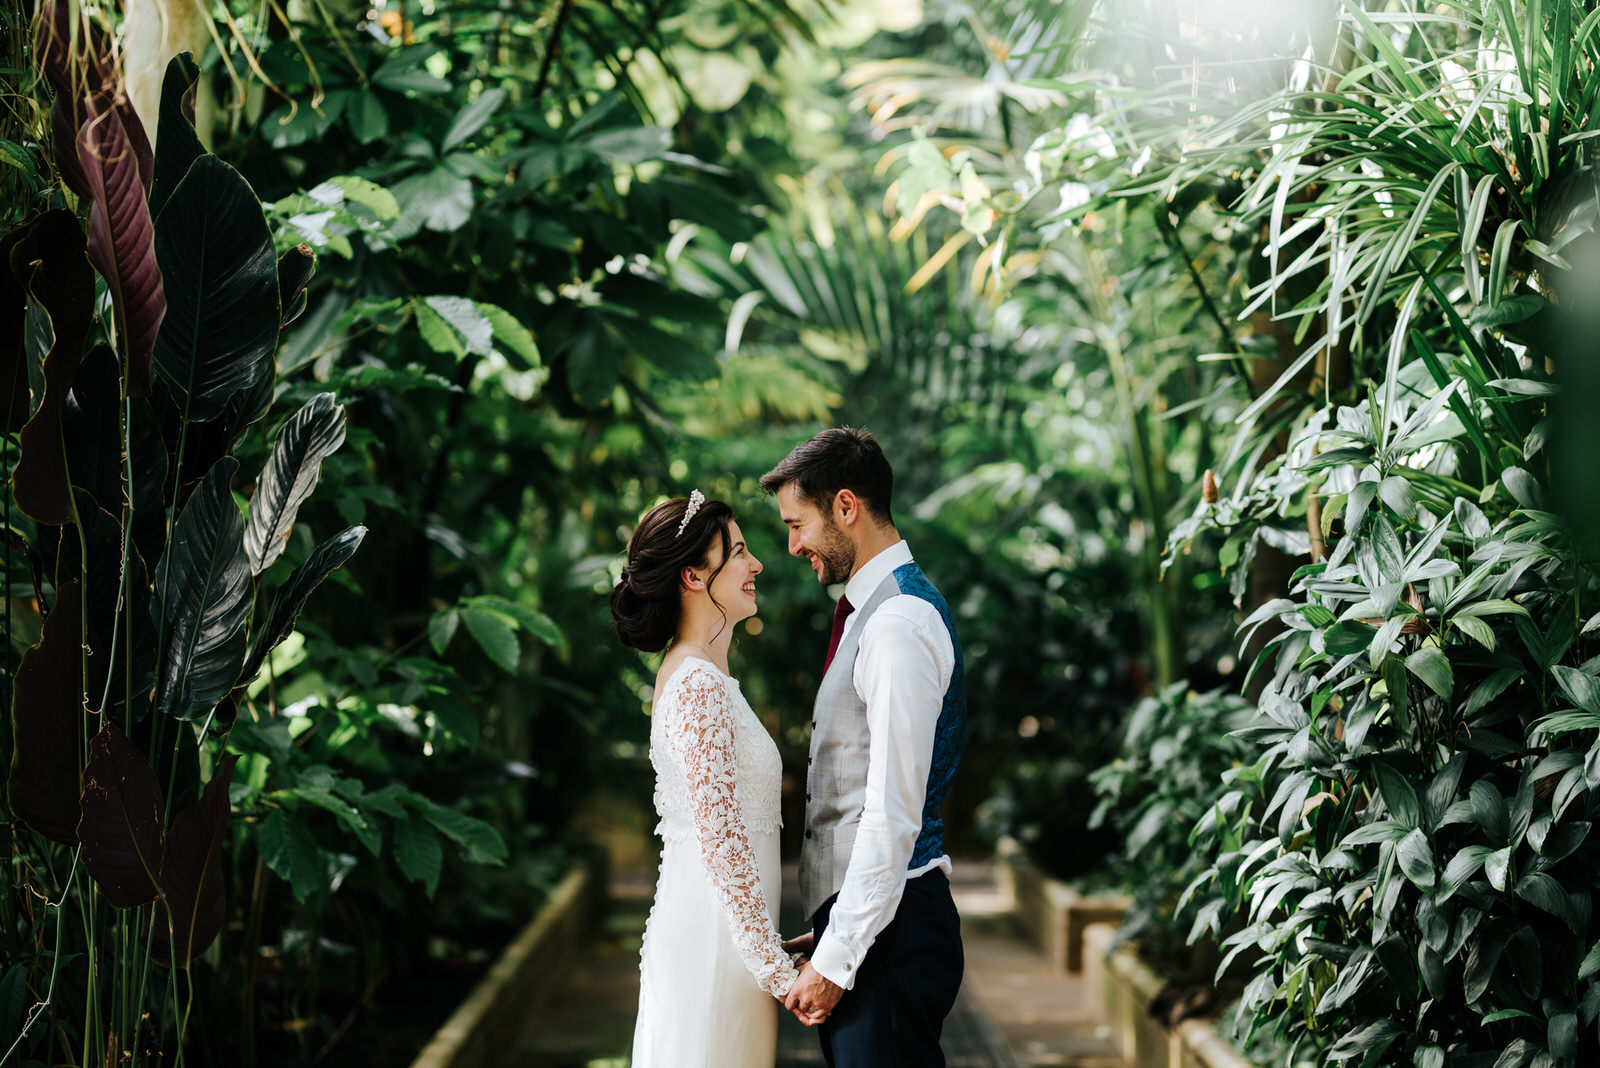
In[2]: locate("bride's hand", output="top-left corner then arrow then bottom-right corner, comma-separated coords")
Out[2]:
780,932 -> 816,956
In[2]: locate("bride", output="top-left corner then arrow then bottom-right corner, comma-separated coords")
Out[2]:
609,491 -> 820,1066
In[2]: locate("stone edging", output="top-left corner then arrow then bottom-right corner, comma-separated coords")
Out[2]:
995,835 -> 1130,972
407,865 -> 594,1068
1083,923 -> 1256,1068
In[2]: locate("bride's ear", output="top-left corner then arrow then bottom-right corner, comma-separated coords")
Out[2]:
680,565 -> 705,592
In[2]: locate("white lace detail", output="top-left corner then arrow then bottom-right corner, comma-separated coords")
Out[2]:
650,659 -> 797,998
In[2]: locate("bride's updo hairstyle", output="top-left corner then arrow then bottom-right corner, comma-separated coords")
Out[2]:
610,495 -> 736,653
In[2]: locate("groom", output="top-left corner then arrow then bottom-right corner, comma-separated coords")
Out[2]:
762,427 -> 966,1066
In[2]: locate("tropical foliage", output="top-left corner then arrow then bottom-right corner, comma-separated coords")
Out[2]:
893,0 -> 1600,1061
10,0 -> 1600,1062
0,7 -> 385,1061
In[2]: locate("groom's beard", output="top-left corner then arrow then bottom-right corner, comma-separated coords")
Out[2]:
814,520 -> 855,585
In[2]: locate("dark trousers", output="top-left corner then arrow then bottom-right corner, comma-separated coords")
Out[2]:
812,869 -> 964,1068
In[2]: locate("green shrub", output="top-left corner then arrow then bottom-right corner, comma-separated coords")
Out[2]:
1089,682 -> 1257,969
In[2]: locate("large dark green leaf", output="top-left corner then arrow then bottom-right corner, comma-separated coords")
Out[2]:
157,360 -> 275,513
1551,665 -> 1600,714
149,53 -> 206,220
1470,779 -> 1510,845
6,583 -> 87,843
151,155 -> 280,423
1327,1018 -> 1402,1062
239,525 -> 366,685
8,211 -> 94,524
1325,620 -> 1378,655
1405,646 -> 1453,698
278,245 -> 317,331
402,792 -> 507,865
393,812 -> 443,897
61,346 -> 128,513
153,458 -> 252,719
389,166 -> 474,239
244,393 -> 347,574
1397,827 -> 1436,889
1464,924 -> 1510,1003
77,723 -> 165,908
152,754 -> 237,968
1515,872 -> 1575,929
461,606 -> 519,674
1373,762 -> 1421,827
257,808 -> 327,904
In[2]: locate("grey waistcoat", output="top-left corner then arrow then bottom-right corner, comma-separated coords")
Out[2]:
798,573 -> 902,919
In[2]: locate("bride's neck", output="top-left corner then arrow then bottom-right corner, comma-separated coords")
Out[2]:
673,603 -> 734,671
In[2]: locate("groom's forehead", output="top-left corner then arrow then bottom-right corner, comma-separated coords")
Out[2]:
774,484 -> 812,519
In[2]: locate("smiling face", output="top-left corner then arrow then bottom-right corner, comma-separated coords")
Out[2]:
703,520 -> 764,624
775,484 -> 856,585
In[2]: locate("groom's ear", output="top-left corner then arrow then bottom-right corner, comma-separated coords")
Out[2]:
834,489 -> 861,526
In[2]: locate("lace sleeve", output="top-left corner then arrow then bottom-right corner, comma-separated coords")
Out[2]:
665,666 -> 799,998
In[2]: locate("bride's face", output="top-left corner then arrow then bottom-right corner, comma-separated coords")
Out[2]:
706,520 -> 764,624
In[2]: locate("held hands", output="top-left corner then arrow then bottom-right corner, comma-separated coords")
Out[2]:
777,932 -> 830,1026
784,961 -> 843,1028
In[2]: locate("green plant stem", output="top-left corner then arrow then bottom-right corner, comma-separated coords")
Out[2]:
1154,209 -> 1256,400
150,414 -> 194,828
123,393 -> 136,735
0,848 -> 82,1068
64,473 -> 104,1064
1085,244 -> 1182,686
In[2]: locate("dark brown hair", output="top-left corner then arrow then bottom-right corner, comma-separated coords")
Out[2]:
609,496 -> 736,652
759,426 -> 895,524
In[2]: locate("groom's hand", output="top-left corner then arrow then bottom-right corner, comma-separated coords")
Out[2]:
785,961 -> 843,1026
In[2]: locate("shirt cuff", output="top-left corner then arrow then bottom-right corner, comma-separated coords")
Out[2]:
810,928 -> 865,991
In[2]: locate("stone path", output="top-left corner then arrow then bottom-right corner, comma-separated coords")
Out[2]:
509,860 -> 1125,1068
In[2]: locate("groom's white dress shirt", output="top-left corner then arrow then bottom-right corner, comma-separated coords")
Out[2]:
809,540 -> 956,990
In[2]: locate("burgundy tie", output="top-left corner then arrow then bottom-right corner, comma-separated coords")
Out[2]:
824,594 -> 854,673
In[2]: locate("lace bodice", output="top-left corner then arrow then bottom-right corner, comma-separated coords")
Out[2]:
650,658 -> 797,998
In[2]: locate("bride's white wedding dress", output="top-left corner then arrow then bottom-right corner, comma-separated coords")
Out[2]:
632,657 -> 799,1067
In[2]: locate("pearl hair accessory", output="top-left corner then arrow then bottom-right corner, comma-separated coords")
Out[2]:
675,490 -> 705,537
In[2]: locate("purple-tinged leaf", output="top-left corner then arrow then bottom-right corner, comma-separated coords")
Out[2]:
153,755 -> 237,968
77,96 -> 166,396
79,723 -> 165,908
37,5 -> 164,395
6,583 -> 88,844
8,211 -> 94,524
37,3 -> 153,191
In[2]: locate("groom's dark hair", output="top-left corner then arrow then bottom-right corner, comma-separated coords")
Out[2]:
760,427 -> 895,525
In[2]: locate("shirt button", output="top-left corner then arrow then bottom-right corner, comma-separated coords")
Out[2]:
805,792 -> 811,801
806,829 -> 813,839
